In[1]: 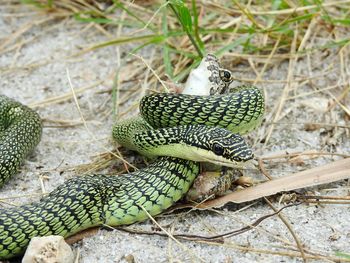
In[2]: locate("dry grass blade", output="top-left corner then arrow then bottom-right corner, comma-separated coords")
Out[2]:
29,79 -> 105,108
263,198 -> 306,262
66,68 -> 136,170
199,158 -> 350,208
116,205 -> 206,262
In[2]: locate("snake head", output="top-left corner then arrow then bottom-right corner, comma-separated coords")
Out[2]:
182,125 -> 253,167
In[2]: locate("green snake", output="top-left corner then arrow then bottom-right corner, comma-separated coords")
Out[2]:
0,85 -> 264,259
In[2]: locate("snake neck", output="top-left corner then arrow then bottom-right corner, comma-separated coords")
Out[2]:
133,125 -> 197,159
113,117 -> 253,164
113,118 -> 199,159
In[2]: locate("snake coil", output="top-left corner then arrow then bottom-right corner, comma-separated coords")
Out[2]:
0,85 -> 264,259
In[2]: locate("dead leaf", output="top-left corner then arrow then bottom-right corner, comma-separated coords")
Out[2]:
198,158 -> 350,208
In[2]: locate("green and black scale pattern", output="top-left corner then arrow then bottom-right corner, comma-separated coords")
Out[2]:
0,95 -> 42,186
113,118 -> 253,163
0,157 -> 198,258
140,85 -> 264,135
0,86 -> 264,259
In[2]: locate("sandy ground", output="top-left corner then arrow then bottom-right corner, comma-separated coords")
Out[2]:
1,3 -> 350,263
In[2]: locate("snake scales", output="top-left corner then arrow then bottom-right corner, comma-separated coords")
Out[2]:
0,71 -> 264,259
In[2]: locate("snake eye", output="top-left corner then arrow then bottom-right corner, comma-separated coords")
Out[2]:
220,69 -> 232,82
212,143 -> 224,156
223,70 -> 231,79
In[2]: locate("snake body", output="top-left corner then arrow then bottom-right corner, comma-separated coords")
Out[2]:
0,95 -> 42,187
0,157 -> 199,258
140,86 -> 264,135
0,86 -> 264,259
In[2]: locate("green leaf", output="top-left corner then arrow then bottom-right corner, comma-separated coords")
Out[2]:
168,0 -> 203,57
332,18 -> 350,25
73,12 -> 113,24
168,0 -> 193,32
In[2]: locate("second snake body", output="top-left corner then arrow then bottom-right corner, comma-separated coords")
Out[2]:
141,87 -> 264,134
0,95 -> 42,187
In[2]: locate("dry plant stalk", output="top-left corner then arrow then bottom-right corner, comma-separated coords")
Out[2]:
199,158 -> 350,208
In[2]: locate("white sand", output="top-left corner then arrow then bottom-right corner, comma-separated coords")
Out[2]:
1,4 -> 349,263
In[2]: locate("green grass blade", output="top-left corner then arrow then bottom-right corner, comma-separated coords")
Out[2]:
162,7 -> 174,79
191,0 -> 205,52
21,0 -> 50,8
128,36 -> 166,55
89,35 -> 164,51
215,34 -> 253,57
335,252 -> 350,259
113,0 -> 157,32
111,68 -> 120,122
168,0 -> 203,57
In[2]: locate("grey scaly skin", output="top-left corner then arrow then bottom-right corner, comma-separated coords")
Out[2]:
0,95 -> 42,187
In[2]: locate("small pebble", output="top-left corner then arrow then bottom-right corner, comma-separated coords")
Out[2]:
22,235 -> 74,263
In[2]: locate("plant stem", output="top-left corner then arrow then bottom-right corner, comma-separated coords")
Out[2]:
168,2 -> 203,58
